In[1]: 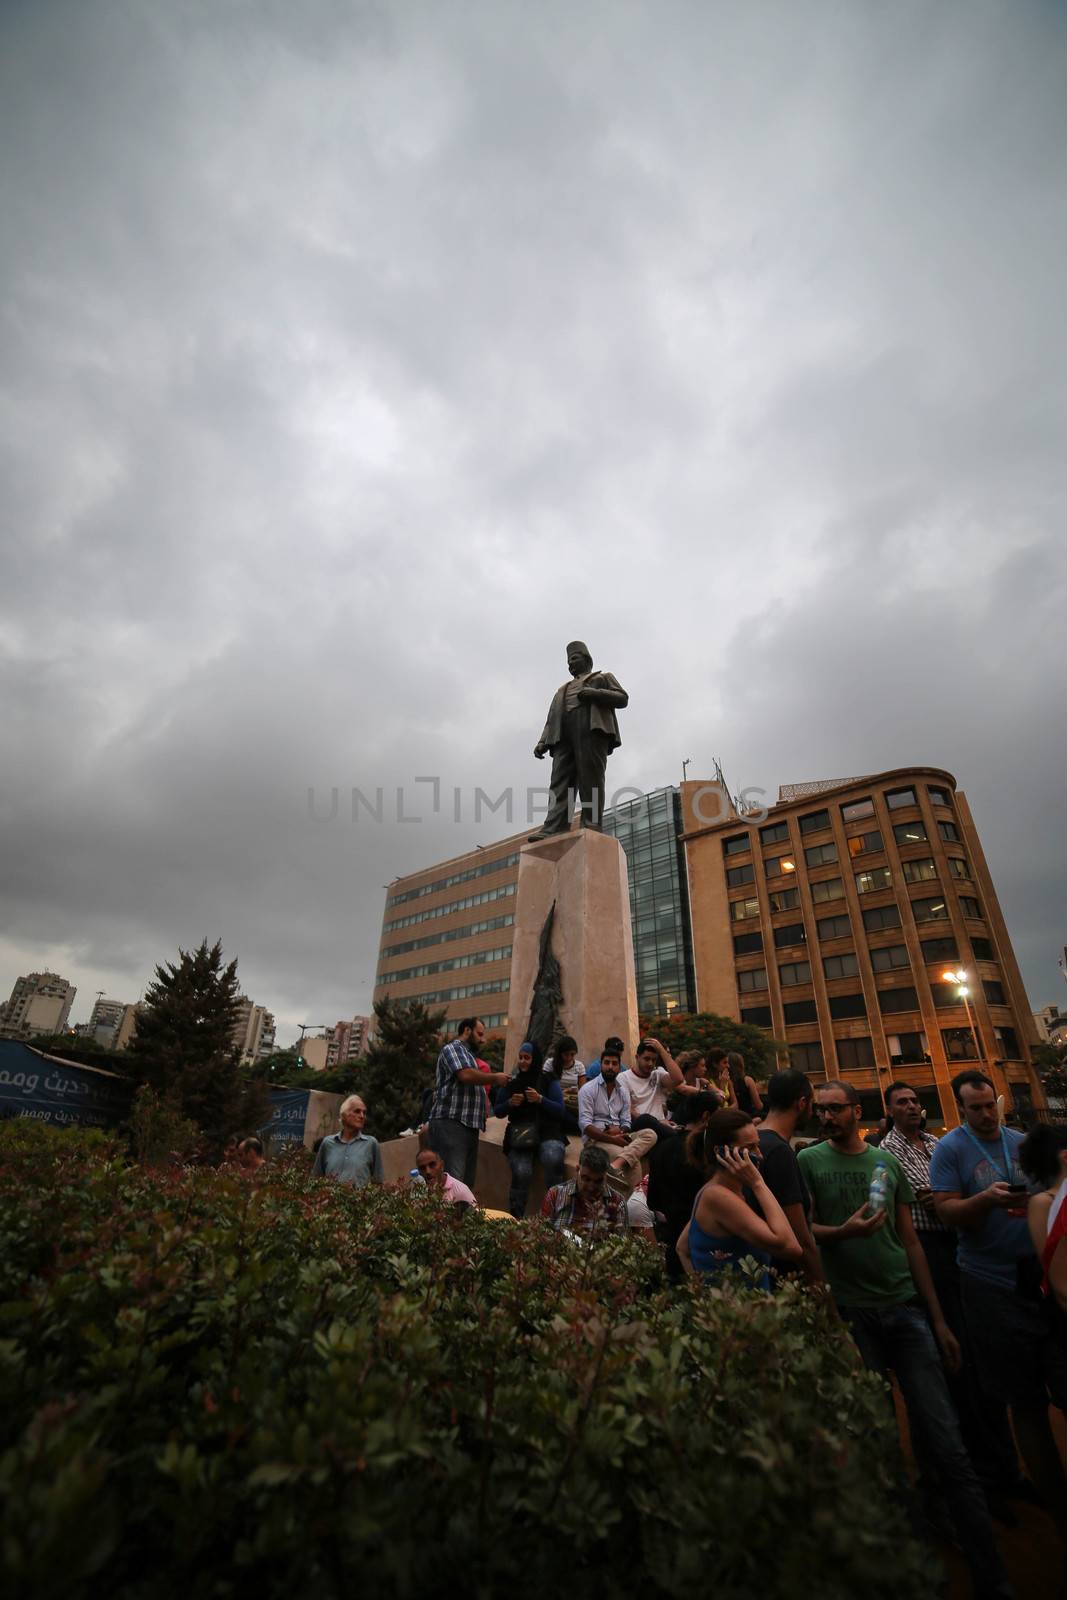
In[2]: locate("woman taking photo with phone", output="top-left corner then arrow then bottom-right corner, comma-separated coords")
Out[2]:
676,1109 -> 800,1285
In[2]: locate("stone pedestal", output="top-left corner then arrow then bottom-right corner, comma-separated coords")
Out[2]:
504,829 -> 638,1071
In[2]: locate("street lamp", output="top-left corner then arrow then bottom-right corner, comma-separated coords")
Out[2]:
942,970 -> 983,1066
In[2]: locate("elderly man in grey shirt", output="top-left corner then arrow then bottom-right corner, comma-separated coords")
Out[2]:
311,1094 -> 384,1187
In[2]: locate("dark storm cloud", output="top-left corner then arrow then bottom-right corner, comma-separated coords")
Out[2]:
2,1 -> 1065,1034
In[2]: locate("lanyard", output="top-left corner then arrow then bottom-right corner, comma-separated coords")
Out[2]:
960,1124 -> 1014,1183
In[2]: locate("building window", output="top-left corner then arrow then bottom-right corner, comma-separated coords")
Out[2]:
942,1027 -> 979,1061
818,913 -> 852,941
902,858 -> 938,885
799,809 -> 831,835
893,821 -> 928,845
929,982 -> 963,1008
959,896 -> 983,919
730,897 -> 761,923
871,944 -> 910,972
765,854 -> 798,877
995,1025 -> 1020,1058
829,993 -> 867,1020
723,833 -> 750,856
971,937 -> 994,961
856,867 -> 892,894
983,979 -> 1006,1006
737,967 -> 769,993
741,1005 -> 773,1028
928,786 -> 952,807
847,830 -> 883,859
784,998 -> 818,1024
947,858 -> 970,879
912,896 -> 949,923
862,903 -> 902,933
768,888 -> 800,913
773,922 -> 807,949
841,798 -> 875,822
805,842 -> 839,868
733,931 -> 764,955
888,1032 -> 928,1065
885,787 -> 918,810
760,821 -> 790,846
837,1036 -> 875,1070
789,1041 -> 824,1073
779,961 -> 812,987
937,820 -> 961,843
921,935 -> 959,964
823,952 -> 860,980
726,863 -> 755,887
878,986 -> 920,1014
810,876 -> 844,904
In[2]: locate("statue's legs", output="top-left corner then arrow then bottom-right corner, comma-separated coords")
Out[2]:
534,711 -> 609,836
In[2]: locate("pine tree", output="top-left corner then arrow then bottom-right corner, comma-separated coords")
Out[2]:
127,939 -> 266,1149
355,997 -> 447,1140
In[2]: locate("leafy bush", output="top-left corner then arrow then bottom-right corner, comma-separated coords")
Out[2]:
128,1085 -> 202,1166
643,1011 -> 785,1080
0,1125 -> 931,1600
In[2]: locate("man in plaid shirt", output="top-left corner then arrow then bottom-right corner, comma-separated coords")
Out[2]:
427,1017 -> 510,1189
541,1144 -> 628,1237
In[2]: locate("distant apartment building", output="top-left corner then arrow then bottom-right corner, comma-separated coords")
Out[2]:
681,768 -> 1043,1126
232,996 -> 276,1063
326,1015 -> 372,1067
0,972 -> 77,1038
1034,1003 -> 1067,1049
83,997 -> 128,1047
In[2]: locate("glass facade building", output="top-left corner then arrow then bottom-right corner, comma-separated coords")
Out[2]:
603,787 -> 696,1018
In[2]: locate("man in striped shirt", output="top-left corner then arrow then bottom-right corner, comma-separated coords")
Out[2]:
427,1017 -> 510,1189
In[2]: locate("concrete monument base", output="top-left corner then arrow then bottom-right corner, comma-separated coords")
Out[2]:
504,828 -> 639,1071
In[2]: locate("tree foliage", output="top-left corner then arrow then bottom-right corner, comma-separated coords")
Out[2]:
0,1121 -> 933,1600
643,1011 -> 785,1080
355,996 -> 447,1139
125,939 -> 267,1150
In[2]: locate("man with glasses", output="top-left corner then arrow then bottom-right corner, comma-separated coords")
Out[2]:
931,1071 -> 1067,1539
800,1081 -> 1011,1599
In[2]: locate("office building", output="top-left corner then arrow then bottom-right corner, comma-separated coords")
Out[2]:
374,786 -> 698,1035
680,768 -> 1043,1125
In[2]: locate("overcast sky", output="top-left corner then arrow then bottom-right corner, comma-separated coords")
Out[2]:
2,0 -> 1065,1043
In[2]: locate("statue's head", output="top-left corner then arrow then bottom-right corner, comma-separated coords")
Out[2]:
566,640 -> 592,674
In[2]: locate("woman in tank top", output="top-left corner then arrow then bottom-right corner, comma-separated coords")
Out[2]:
676,1109 -> 799,1287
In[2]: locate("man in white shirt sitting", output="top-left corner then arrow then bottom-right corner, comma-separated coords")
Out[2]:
619,1036 -> 685,1143
577,1041 -> 658,1192
412,1146 -> 478,1209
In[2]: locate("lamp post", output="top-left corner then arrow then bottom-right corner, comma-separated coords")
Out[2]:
942,970 -> 983,1068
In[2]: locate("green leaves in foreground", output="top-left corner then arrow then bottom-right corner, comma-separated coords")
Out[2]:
0,1123 -> 932,1600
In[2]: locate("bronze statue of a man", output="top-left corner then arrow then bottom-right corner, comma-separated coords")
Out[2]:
529,641 -> 628,839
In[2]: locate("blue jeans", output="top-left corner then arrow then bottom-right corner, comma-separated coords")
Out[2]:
506,1138 -> 567,1218
841,1303 -> 1011,1599
427,1118 -> 480,1188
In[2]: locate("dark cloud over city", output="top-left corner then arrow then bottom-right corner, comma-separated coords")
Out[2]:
2,1 -> 1065,1039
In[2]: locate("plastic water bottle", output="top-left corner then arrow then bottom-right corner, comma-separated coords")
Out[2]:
868,1160 -> 889,1213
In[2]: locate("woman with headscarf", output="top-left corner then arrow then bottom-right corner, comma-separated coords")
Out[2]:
494,1041 -> 567,1218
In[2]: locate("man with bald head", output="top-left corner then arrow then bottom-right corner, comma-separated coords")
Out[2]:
529,640 -> 628,838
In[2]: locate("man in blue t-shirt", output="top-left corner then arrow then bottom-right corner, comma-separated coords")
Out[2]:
931,1070 -> 1067,1532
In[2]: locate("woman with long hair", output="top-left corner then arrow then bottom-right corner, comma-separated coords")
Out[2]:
494,1040 -> 566,1218
675,1108 -> 799,1285
726,1050 -> 763,1116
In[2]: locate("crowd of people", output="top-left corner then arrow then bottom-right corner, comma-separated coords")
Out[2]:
255,1015 -> 1067,1597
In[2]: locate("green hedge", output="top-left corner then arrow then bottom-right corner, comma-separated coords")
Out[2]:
0,1124 -> 930,1600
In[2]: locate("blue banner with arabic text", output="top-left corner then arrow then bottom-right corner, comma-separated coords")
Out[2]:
0,1040 -> 134,1129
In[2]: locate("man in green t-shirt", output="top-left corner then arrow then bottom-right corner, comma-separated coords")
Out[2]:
799,1081 -> 1011,1600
